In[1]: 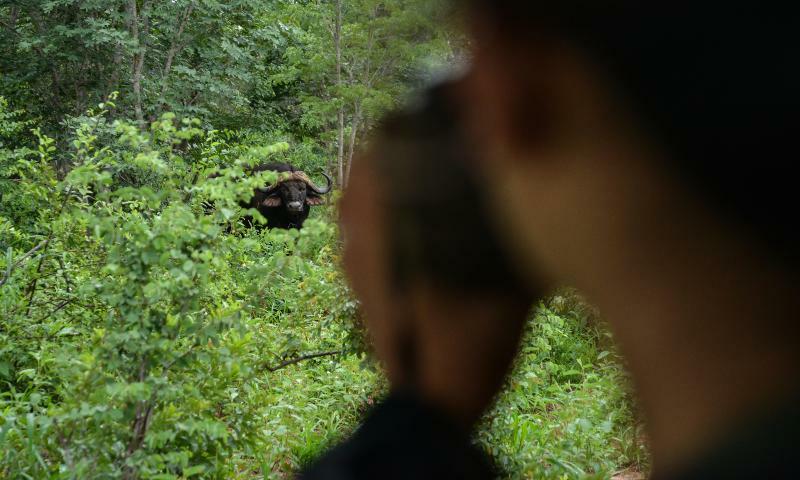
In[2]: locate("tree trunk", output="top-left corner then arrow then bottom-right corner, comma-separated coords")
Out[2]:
344,101 -> 362,188
122,358 -> 154,480
337,113 -> 345,187
334,0 -> 345,188
326,140 -> 335,179
127,0 -> 151,129
108,41 -> 124,102
342,13 -> 373,188
7,6 -> 19,31
158,3 -> 195,114
26,8 -> 64,113
74,60 -> 90,114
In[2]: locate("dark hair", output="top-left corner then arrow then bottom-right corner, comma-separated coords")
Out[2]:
368,84 -> 535,297
469,1 -> 800,268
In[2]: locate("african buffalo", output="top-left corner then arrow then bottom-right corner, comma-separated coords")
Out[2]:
239,162 -> 333,230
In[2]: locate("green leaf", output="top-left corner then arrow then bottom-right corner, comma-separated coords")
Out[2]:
183,465 -> 206,477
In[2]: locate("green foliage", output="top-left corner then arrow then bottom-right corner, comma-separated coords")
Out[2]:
0,0 -> 457,160
0,1 -> 265,126
477,298 -> 648,479
1,2 -> 645,478
0,106 -> 647,479
273,0 -> 455,125
0,97 -> 43,235
0,107 -> 367,479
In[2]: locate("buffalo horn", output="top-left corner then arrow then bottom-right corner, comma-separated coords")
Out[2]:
257,184 -> 279,194
308,171 -> 333,195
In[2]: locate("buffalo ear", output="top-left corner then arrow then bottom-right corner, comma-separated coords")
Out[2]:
262,196 -> 282,207
306,196 -> 325,206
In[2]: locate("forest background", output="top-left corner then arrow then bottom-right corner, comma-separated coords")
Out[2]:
0,1 -> 647,478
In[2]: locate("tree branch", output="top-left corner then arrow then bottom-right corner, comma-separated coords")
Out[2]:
157,2 -> 196,112
344,101 -> 361,187
128,0 -> 152,128
0,240 -> 49,288
33,297 -> 77,325
56,256 -> 74,292
266,350 -> 343,372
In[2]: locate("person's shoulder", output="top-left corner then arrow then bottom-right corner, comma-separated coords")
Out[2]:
299,392 -> 496,480
657,392 -> 800,480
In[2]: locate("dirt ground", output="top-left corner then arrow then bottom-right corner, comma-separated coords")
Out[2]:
611,470 -> 645,480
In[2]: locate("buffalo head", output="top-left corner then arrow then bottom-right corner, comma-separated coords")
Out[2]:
257,170 -> 332,214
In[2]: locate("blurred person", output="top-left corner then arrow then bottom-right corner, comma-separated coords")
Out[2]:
303,84 -> 539,479
458,2 -> 800,478
303,1 -> 800,479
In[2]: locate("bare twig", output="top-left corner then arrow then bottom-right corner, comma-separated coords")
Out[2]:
56,256 -> 74,292
162,346 -> 197,372
0,240 -> 49,287
22,160 -> 70,315
33,297 -> 77,324
25,232 -> 55,316
183,172 -> 200,203
266,350 -> 343,372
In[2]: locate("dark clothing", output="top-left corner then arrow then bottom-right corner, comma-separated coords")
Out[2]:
300,392 -> 494,480
655,393 -> 800,480
302,392 -> 800,480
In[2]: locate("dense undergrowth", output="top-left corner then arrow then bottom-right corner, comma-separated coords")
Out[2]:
1,98 -> 646,479
479,298 -> 647,479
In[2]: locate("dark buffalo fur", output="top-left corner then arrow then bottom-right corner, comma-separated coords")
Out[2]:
235,163 -> 332,230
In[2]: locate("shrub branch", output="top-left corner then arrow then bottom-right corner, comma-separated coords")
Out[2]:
266,350 -> 343,372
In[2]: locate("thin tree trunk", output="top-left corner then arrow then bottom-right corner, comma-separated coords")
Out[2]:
7,6 -> 19,31
326,140 -> 335,179
122,358 -> 154,480
342,13 -> 372,188
107,3 -> 127,101
127,0 -> 141,125
337,112 -> 345,188
26,8 -> 64,113
334,0 -> 345,188
157,3 -> 195,114
127,0 -> 151,129
24,232 -> 54,316
75,60 -> 90,114
108,41 -> 124,98
344,101 -> 361,188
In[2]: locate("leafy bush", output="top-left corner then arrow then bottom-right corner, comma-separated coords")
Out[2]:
477,297 -> 648,479
1,2 -> 646,477
1,98 -> 645,479
0,103 -> 366,479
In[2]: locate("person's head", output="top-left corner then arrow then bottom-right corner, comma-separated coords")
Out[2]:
341,86 -> 537,426
452,1 -> 800,468
459,1 -> 800,274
